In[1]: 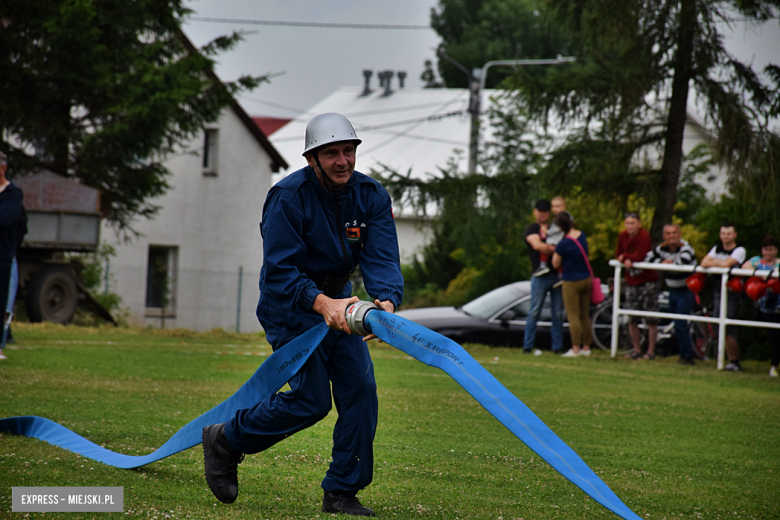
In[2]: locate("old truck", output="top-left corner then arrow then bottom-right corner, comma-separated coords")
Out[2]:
14,170 -> 114,324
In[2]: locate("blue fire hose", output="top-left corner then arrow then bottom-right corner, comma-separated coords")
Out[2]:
0,303 -> 642,520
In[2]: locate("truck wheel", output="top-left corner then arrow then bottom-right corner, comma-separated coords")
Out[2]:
25,266 -> 79,324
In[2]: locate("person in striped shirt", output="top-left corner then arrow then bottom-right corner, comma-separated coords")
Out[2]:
645,224 -> 698,365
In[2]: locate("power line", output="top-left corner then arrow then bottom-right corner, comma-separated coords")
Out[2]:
361,94 -> 469,155
344,97 -> 468,117
241,95 -> 469,118
368,129 -> 467,146
271,110 -> 466,143
189,16 -> 432,30
241,96 -> 314,115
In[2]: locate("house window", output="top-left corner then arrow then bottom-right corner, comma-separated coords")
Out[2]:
202,128 -> 219,175
145,245 -> 178,315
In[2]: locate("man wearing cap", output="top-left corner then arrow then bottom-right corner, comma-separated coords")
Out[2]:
202,113 -> 403,516
523,199 -> 564,354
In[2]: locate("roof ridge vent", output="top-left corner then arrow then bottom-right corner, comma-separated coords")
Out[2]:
382,70 -> 394,97
397,71 -> 407,89
362,69 -> 373,96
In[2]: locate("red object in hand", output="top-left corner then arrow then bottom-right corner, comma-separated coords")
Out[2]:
745,276 -> 767,302
726,276 -> 745,293
767,277 -> 780,294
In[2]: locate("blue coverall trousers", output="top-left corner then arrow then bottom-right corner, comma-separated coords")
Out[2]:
223,329 -> 378,493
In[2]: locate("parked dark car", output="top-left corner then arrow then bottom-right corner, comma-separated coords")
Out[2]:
397,281 -> 602,349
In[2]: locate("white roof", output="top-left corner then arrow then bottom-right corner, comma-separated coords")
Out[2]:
270,87 -> 499,180
269,87 -> 726,204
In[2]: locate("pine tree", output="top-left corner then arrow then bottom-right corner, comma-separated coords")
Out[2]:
512,0 -> 780,240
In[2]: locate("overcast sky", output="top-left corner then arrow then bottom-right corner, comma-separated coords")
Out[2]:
181,1 -> 780,121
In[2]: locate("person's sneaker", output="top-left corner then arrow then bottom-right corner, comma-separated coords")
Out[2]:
560,349 -> 579,358
579,349 -> 591,356
552,279 -> 564,288
770,367 -> 778,377
0,350 -> 7,360
522,349 -> 533,354
323,491 -> 376,517
203,424 -> 244,504
723,361 -> 742,372
532,265 -> 550,277
677,357 -> 695,366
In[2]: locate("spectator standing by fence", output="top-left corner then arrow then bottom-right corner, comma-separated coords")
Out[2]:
741,236 -> 780,377
701,222 -> 746,372
523,199 -> 563,354
645,224 -> 698,365
534,196 -> 572,282
552,212 -> 592,358
0,152 -> 23,361
616,212 -> 660,360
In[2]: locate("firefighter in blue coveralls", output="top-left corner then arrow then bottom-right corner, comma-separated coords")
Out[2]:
202,113 -> 403,517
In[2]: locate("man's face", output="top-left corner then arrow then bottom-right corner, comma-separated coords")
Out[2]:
551,199 -> 565,215
762,245 -> 778,262
306,141 -> 356,188
624,217 -> 641,236
533,208 -> 550,224
720,226 -> 737,246
663,225 -> 681,246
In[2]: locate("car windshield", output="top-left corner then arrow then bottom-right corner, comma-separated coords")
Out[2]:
461,284 -> 525,319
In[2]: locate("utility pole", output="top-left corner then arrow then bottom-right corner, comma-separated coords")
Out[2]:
438,52 -> 576,175
468,68 -> 482,177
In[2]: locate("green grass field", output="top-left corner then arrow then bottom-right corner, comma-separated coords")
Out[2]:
1,323 -> 779,519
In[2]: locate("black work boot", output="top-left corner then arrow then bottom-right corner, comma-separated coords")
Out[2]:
202,423 -> 244,503
322,491 -> 376,517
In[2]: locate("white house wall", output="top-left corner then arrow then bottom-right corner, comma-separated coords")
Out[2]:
395,217 -> 433,263
102,107 -> 272,331
684,123 -> 729,200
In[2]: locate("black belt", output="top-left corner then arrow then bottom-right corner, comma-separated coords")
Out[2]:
306,266 -> 358,297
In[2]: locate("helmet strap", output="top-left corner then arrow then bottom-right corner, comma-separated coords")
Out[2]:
313,150 -> 335,193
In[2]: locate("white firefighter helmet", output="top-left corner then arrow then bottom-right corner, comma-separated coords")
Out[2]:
302,113 -> 362,156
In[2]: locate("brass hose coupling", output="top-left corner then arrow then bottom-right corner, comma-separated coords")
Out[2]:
345,301 -> 379,336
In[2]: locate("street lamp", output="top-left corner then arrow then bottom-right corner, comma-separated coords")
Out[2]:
437,52 -> 575,175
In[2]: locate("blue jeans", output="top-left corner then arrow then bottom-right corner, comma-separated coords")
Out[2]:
668,287 -> 694,360
1,258 -> 16,350
524,272 -> 563,351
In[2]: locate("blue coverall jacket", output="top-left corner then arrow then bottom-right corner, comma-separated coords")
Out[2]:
255,165 -> 403,346
225,165 -> 403,493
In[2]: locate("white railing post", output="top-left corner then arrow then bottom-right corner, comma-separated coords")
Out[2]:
611,263 -> 623,358
717,273 -> 728,370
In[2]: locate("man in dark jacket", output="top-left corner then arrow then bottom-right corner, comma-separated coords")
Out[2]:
0,152 -> 23,361
202,114 -> 403,517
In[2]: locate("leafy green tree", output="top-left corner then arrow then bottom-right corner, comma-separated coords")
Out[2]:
425,0 -> 568,88
510,0 -> 780,241
0,0 -> 265,230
